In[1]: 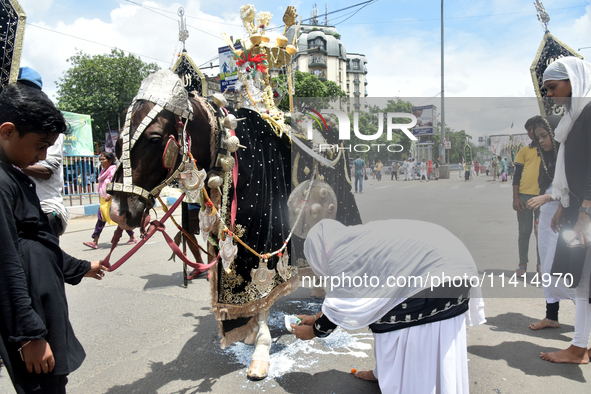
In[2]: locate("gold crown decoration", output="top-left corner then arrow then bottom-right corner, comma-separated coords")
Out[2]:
221,5 -> 301,138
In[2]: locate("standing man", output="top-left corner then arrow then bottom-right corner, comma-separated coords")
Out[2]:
391,161 -> 399,181
403,159 -> 410,181
375,160 -> 383,181
353,154 -> 366,194
410,158 -> 417,180
18,67 -> 69,237
420,159 -> 428,182
513,116 -> 542,275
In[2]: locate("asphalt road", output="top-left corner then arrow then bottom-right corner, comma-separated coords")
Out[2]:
1,172 -> 589,393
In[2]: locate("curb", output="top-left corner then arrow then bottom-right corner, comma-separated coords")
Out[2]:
66,196 -> 179,219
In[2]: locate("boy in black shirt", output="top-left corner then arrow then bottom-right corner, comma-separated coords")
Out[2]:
0,84 -> 108,393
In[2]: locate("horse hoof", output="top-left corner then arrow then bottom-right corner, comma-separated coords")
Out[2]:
247,360 -> 269,381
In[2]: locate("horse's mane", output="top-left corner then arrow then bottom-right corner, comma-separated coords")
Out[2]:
127,95 -> 218,171
190,94 -> 218,170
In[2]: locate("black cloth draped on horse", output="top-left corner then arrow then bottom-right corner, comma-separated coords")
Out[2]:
290,125 -> 362,269
211,108 -> 297,346
210,110 -> 362,346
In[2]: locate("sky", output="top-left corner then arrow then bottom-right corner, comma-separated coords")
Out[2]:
14,0 -> 591,138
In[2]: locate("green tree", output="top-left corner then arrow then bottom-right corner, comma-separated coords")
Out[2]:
56,49 -> 160,145
273,70 -> 346,112
443,127 -> 472,164
349,99 -> 416,165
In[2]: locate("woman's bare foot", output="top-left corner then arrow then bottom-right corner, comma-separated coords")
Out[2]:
355,370 -> 378,381
529,318 -> 559,330
540,345 -> 590,364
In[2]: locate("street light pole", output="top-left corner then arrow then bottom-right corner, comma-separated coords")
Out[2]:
441,0 -> 445,164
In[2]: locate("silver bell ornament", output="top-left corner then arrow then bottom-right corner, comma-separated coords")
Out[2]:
219,155 -> 235,172
222,114 -> 238,130
207,175 -> 224,188
225,135 -> 244,153
213,93 -> 228,108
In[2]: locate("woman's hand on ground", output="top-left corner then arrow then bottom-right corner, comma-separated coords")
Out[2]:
296,315 -> 316,326
291,324 -> 315,340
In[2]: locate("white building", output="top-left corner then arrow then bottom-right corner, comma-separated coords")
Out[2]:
287,24 -> 368,111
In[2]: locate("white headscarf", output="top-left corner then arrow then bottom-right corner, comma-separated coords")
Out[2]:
304,219 -> 479,330
543,57 -> 591,206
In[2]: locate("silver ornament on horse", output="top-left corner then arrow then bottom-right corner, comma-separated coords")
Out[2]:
287,179 -> 337,238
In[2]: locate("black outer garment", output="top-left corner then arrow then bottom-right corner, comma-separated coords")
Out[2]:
0,161 -> 90,393
552,102 -> 591,294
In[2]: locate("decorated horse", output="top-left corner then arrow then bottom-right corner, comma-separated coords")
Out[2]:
107,5 -> 361,381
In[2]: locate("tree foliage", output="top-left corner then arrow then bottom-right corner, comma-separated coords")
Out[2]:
56,49 -> 160,144
349,99 -> 416,164
441,127 -> 473,164
274,70 -> 347,111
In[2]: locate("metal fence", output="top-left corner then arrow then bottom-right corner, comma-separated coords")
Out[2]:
62,155 -> 100,206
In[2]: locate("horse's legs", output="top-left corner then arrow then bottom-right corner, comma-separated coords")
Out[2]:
247,310 -> 271,380
244,323 -> 259,345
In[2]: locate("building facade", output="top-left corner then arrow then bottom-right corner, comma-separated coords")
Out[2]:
287,24 -> 368,111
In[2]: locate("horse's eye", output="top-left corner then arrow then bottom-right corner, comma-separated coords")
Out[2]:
150,137 -> 162,144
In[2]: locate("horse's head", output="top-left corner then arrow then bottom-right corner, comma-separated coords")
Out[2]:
109,100 -> 183,229
107,69 -> 216,230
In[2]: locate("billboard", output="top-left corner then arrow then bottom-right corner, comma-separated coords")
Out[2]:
218,42 -> 242,92
411,105 -> 436,136
62,111 -> 93,156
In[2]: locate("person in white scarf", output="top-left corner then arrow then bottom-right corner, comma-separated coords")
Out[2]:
540,56 -> 591,364
291,219 -> 485,394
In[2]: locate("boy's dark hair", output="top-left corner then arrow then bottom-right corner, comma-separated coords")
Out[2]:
524,115 -> 542,131
0,83 -> 68,136
102,151 -> 116,162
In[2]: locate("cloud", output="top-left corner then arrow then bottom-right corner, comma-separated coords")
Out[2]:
20,1 -> 247,100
